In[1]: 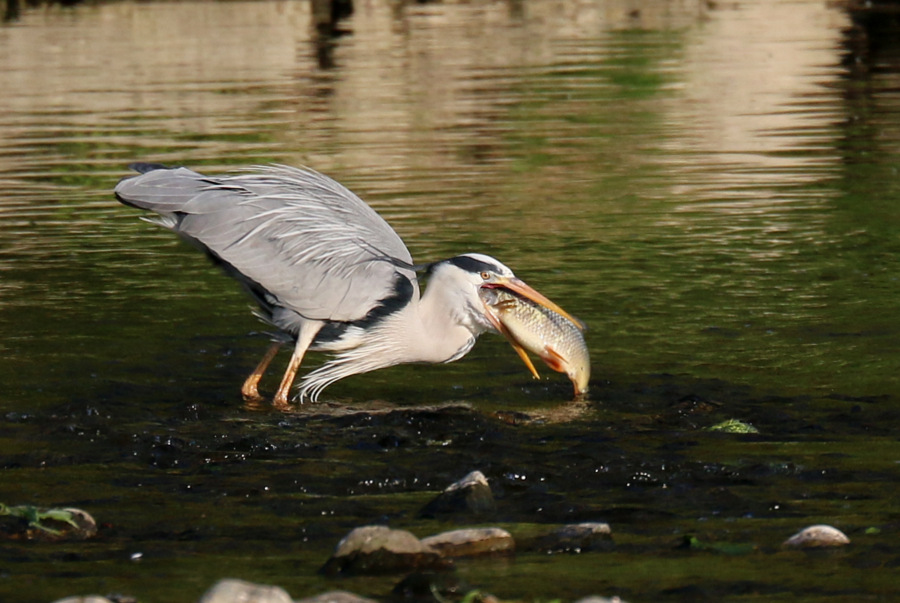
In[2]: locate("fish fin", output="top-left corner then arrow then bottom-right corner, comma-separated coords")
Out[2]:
572,316 -> 588,332
488,310 -> 542,381
540,345 -> 568,373
511,338 -> 541,380
495,299 -> 518,312
498,324 -> 540,380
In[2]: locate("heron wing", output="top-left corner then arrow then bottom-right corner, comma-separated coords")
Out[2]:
115,164 -> 417,322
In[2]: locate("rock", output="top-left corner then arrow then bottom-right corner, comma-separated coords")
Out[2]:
678,534 -> 755,555
197,578 -> 293,603
421,527 -> 515,558
419,471 -> 496,518
296,592 -> 378,603
532,522 -> 613,553
0,504 -> 97,541
783,524 -> 850,548
391,572 -> 472,601
58,507 -> 98,539
320,525 -> 450,575
706,419 -> 759,434
51,597 -> 114,603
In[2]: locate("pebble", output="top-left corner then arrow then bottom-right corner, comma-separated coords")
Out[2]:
421,527 -> 515,558
320,525 -> 449,575
198,579 -> 292,603
57,583 -> 383,603
60,508 -> 98,539
533,522 -> 613,553
783,524 -> 850,548
419,470 -> 496,517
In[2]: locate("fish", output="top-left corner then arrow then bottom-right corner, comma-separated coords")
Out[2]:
480,286 -> 590,396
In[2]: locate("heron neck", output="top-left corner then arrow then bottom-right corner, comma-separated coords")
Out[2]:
296,277 -> 489,399
411,280 -> 487,364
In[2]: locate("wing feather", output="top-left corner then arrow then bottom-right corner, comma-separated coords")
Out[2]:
115,164 -> 417,323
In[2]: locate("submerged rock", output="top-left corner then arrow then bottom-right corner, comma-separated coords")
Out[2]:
421,527 -> 515,558
419,470 -> 496,518
296,592 -> 378,603
783,524 -> 850,548
532,522 -> 613,553
0,504 -> 97,541
678,534 -> 755,555
321,525 -> 449,575
391,572 -> 473,601
706,419 -> 759,434
198,579 -> 292,603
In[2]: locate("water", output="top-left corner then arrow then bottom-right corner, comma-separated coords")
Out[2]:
1,0 -> 899,601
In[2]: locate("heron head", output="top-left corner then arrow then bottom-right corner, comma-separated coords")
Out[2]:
427,253 -> 579,332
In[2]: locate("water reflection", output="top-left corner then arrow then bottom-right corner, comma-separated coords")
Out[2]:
1,0 -> 898,400
665,0 -> 846,179
648,0 -> 850,330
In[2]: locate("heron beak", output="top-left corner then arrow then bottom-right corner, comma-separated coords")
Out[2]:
487,277 -> 586,331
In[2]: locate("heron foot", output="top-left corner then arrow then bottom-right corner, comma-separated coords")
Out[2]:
271,392 -> 292,409
240,383 -> 264,400
240,342 -> 283,404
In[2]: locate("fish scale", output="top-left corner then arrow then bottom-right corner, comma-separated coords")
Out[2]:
480,287 -> 590,396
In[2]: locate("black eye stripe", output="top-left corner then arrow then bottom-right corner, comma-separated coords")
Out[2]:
445,255 -> 498,274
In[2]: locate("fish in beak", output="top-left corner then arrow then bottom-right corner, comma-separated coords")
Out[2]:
485,277 -> 586,331
480,278 -> 590,396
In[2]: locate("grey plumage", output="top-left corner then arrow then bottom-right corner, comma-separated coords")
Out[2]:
115,163 -> 581,404
116,164 -> 417,328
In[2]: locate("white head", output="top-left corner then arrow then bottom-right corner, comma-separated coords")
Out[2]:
412,252 -> 586,385
423,253 -> 576,333
421,254 -> 514,331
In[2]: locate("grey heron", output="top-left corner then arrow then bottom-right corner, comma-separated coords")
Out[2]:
115,163 -> 581,406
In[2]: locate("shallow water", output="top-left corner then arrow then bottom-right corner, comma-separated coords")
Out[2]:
1,0 -> 899,601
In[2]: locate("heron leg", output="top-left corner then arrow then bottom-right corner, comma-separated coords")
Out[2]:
272,322 -> 323,407
241,342 -> 283,401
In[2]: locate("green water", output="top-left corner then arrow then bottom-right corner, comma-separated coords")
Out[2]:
1,0 -> 899,601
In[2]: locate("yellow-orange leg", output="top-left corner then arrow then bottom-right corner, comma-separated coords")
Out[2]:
272,322 -> 323,407
241,342 -> 283,401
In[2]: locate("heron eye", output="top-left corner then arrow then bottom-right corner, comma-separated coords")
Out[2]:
480,271 -> 491,280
